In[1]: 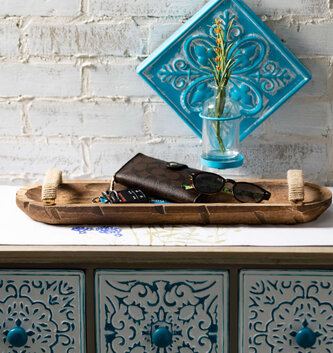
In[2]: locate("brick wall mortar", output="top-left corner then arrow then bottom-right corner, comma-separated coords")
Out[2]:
0,0 -> 332,184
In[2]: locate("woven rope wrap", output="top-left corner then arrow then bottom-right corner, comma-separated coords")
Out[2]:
42,169 -> 62,206
287,169 -> 304,203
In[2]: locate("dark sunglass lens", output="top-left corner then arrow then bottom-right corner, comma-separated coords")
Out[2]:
193,173 -> 224,194
233,183 -> 266,203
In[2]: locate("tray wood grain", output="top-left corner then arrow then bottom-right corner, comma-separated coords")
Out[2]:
16,180 -> 332,225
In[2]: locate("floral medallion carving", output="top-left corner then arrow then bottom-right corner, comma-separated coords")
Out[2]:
240,271 -> 333,353
0,271 -> 85,353
137,0 -> 310,141
96,271 -> 228,353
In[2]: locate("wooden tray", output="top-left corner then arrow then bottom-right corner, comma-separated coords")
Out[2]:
16,179 -> 332,225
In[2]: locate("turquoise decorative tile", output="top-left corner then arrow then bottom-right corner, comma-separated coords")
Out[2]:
137,0 -> 311,141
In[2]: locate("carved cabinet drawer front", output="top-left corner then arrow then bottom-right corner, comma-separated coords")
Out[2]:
239,270 -> 333,353
95,270 -> 228,353
0,270 -> 85,353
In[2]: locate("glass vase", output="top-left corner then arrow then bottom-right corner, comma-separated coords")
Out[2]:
200,89 -> 243,169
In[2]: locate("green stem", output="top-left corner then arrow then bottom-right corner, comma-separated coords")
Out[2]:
215,86 -> 226,118
214,86 -> 226,154
214,120 -> 225,154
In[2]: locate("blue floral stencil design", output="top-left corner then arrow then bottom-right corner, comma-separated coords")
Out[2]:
71,226 -> 123,236
97,272 -> 228,353
241,272 -> 333,353
0,272 -> 84,353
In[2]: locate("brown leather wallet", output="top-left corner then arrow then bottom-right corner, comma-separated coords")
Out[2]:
114,153 -> 207,203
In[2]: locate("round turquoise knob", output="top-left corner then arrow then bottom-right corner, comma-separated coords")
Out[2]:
7,327 -> 28,347
152,327 -> 172,347
295,327 -> 317,348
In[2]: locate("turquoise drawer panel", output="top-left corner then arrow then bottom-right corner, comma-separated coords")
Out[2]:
95,270 -> 228,353
239,270 -> 333,353
0,270 -> 85,353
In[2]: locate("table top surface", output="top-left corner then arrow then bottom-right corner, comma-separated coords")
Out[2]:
3,185 -> 333,248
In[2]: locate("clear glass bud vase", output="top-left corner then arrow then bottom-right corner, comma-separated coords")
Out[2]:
200,88 -> 244,169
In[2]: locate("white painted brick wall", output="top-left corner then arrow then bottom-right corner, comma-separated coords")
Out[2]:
29,101 -> 145,137
0,64 -> 81,97
268,22 -> 333,56
270,102 -> 331,137
0,0 -> 81,16
0,0 -> 332,185
147,103 -> 197,137
246,0 -> 328,17
299,58 -> 329,97
148,22 -> 183,53
88,0 -> 207,17
90,60 -> 155,97
27,22 -> 143,57
0,23 -> 20,57
0,103 -> 22,136
241,142 -> 327,179
0,138 -> 83,175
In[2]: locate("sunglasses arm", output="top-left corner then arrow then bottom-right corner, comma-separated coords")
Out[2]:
262,191 -> 271,200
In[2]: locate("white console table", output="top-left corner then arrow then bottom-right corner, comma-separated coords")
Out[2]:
0,185 -> 333,353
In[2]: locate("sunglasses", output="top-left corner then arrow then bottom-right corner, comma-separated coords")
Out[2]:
182,172 -> 271,203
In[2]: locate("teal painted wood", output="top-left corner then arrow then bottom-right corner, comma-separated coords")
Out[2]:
239,270 -> 333,353
0,270 -> 85,353
95,270 -> 228,353
137,0 -> 311,141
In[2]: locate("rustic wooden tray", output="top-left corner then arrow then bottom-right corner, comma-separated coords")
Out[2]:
16,179 -> 332,225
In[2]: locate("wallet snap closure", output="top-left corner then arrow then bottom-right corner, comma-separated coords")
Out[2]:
165,161 -> 188,170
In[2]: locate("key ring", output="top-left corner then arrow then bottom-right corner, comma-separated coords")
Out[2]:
91,190 -> 113,204
92,196 -> 102,203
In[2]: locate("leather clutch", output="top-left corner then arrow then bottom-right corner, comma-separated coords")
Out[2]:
114,153 -> 207,203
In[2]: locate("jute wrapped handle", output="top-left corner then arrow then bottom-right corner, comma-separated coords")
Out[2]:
42,169 -> 62,206
287,169 -> 304,204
